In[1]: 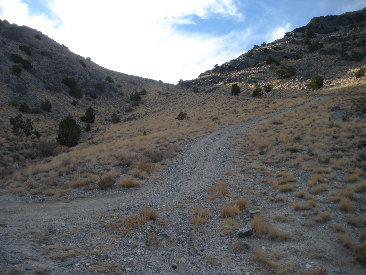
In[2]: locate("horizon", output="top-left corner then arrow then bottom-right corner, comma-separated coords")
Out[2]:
0,0 -> 364,84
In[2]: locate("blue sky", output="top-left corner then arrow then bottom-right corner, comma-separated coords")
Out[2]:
0,0 -> 364,83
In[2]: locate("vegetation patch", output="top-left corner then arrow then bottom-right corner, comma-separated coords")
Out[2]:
56,115 -> 81,147
310,74 -> 324,90
62,77 -> 83,99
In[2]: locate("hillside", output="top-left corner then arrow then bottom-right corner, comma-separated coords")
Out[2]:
1,7 -> 366,275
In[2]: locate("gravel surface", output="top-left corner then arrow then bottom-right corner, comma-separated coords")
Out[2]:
4,97 -> 362,275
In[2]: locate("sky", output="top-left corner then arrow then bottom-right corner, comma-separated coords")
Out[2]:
0,1 -> 364,84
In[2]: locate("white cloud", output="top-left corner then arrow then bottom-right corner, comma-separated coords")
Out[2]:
0,0 -> 247,83
268,23 -> 291,42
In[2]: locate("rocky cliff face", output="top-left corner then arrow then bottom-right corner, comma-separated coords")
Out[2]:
180,8 -> 366,93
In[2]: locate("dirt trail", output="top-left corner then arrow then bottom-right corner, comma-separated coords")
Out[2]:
0,98 -> 324,274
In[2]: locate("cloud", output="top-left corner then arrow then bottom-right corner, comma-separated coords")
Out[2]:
268,23 -> 291,42
0,0 -> 247,83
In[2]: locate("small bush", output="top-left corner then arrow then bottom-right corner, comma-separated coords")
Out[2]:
264,83 -> 272,93
71,100 -> 78,106
90,92 -> 97,99
98,176 -> 115,190
221,205 -> 240,218
19,102 -> 30,113
355,68 -> 365,78
79,60 -> 86,68
10,53 -> 23,63
252,87 -> 263,97
19,45 -> 31,56
34,34 -> 41,40
252,58 -> 259,67
275,65 -> 296,79
81,107 -> 95,123
119,177 -> 141,188
96,82 -> 105,92
105,76 -> 114,83
36,141 -> 57,158
10,114 -> 40,137
40,99 -> 52,112
11,65 -> 22,76
176,112 -> 188,120
231,83 -> 240,95
56,115 -> 81,147
308,39 -> 323,52
111,113 -> 120,123
139,88 -> 147,95
265,55 -> 276,64
130,92 -> 141,101
310,74 -> 324,90
85,124 -> 91,132
62,77 -> 82,99
213,64 -> 225,74
193,87 -> 199,93
10,54 -> 32,70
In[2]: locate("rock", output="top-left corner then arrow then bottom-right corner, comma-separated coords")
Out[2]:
305,263 -> 312,269
237,226 -> 253,238
248,209 -> 261,216
172,263 -> 177,270
329,111 -> 350,121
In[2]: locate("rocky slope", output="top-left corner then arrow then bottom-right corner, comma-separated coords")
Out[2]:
181,7 -> 366,93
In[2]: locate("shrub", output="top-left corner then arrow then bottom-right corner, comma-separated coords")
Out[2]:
139,88 -> 147,95
81,107 -> 95,123
10,54 -> 32,70
119,177 -> 141,188
275,65 -> 296,79
11,65 -> 22,76
252,87 -> 263,97
130,92 -> 141,101
85,124 -> 91,132
19,45 -> 31,56
35,141 -> 57,158
40,99 -> 52,112
96,82 -> 105,92
310,74 -> 324,90
252,58 -> 259,67
176,112 -> 188,120
71,100 -> 78,106
105,76 -> 114,83
62,77 -> 82,99
308,39 -> 323,52
79,60 -> 86,68
90,92 -> 97,99
231,83 -> 240,95
264,83 -> 272,93
10,53 -> 23,63
355,68 -> 365,78
56,115 -> 81,147
34,34 -> 41,40
193,87 -> 199,93
265,55 -> 276,64
10,114 -> 40,137
111,113 -> 120,123
98,176 -> 115,190
213,64 -> 225,74
19,102 -> 30,113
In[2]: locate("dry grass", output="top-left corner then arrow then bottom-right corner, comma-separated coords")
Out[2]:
293,200 -> 316,211
221,205 -> 240,218
191,206 -> 210,229
339,233 -> 353,249
206,255 -> 221,266
310,184 -> 328,194
101,205 -> 157,236
253,247 -> 283,273
208,181 -> 230,199
46,245 -> 84,260
348,214 -> 359,226
87,262 -> 121,274
251,214 -> 269,236
307,174 -> 328,187
221,218 -> 238,235
313,212 -> 331,223
235,198 -> 251,210
119,177 -> 142,188
339,198 -> 354,212
98,176 -> 115,190
355,241 -> 366,266
277,184 -> 295,192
